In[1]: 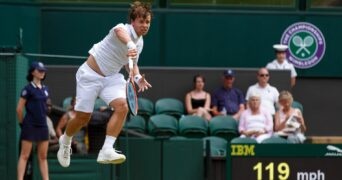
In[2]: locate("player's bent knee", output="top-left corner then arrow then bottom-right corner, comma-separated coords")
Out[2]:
75,111 -> 92,126
111,99 -> 128,113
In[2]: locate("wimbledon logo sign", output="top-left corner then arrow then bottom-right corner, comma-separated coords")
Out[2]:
280,22 -> 326,69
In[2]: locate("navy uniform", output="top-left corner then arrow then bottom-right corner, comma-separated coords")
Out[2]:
20,82 -> 49,141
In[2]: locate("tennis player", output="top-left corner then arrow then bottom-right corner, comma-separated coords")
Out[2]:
57,1 -> 152,167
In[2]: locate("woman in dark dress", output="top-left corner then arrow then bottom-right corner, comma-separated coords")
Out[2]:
16,61 -> 50,180
185,75 -> 212,121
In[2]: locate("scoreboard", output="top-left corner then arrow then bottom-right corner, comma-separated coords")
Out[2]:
227,144 -> 342,180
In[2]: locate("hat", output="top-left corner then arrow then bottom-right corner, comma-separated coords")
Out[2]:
30,61 -> 47,71
273,44 -> 288,52
223,69 -> 235,77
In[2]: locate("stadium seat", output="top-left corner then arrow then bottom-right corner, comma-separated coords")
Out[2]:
179,115 -> 208,138
261,136 -> 289,144
203,136 -> 227,157
148,114 -> 178,137
169,136 -> 188,140
94,98 -> 107,111
137,97 -> 154,121
62,96 -> 72,110
155,98 -> 184,119
292,100 -> 304,114
231,137 -> 258,144
124,115 -> 146,134
209,115 -> 239,142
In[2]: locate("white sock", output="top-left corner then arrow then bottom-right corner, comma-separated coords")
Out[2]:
102,135 -> 116,150
62,133 -> 73,145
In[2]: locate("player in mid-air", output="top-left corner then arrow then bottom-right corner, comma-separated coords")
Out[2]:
57,1 -> 152,167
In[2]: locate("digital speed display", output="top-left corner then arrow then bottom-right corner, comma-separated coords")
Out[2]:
227,144 -> 342,180
231,157 -> 340,179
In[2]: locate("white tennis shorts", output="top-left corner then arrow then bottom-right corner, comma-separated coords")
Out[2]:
74,63 -> 126,113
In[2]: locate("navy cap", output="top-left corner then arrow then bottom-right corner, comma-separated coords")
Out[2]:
223,69 -> 235,77
30,61 -> 47,71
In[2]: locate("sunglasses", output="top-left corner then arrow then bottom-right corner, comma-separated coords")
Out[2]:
259,74 -> 269,77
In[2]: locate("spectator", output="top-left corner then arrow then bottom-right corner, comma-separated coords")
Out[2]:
211,69 -> 245,120
274,91 -> 306,143
46,98 -> 59,152
266,44 -> 297,87
56,96 -> 88,154
239,92 -> 273,143
185,75 -> 212,121
245,68 -> 279,115
16,61 -> 50,180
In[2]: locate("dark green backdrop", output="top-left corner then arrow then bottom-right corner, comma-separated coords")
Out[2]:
1,2 -> 342,77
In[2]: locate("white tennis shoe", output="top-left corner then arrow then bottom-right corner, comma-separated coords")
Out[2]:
97,148 -> 126,164
57,135 -> 72,167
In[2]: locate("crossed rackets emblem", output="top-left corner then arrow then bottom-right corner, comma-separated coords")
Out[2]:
292,35 -> 314,56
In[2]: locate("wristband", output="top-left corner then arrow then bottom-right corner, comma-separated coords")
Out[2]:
134,74 -> 142,84
126,41 -> 136,49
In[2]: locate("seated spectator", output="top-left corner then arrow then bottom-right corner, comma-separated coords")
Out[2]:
46,98 -> 59,152
245,68 -> 279,115
56,96 -> 88,154
239,93 -> 273,143
266,44 -> 297,87
211,69 -> 245,120
185,75 -> 212,121
274,91 -> 306,143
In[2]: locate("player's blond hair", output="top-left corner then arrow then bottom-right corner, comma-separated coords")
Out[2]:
128,1 -> 152,22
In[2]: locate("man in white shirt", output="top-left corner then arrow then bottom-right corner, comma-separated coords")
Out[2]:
245,68 -> 279,115
266,44 -> 297,87
57,1 -> 152,167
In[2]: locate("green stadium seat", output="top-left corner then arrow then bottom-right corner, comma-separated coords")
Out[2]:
169,136 -> 188,140
94,98 -> 108,111
230,137 -> 258,144
203,136 -> 227,157
155,98 -> 184,119
62,96 -> 72,110
261,136 -> 289,144
209,115 -> 239,142
124,115 -> 146,134
292,100 -> 304,114
179,115 -> 208,138
148,114 -> 178,137
137,97 -> 154,121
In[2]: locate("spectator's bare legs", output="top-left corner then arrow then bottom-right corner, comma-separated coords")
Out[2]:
37,141 -> 49,180
196,107 -> 212,121
17,140 -> 33,180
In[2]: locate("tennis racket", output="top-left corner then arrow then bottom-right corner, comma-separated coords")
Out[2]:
126,58 -> 138,116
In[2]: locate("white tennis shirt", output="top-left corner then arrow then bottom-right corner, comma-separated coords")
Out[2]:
89,23 -> 143,76
245,83 -> 279,115
266,60 -> 297,78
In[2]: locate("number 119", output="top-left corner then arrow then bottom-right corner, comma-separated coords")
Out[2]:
253,162 -> 290,180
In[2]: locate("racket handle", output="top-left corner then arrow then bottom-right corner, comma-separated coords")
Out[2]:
128,58 -> 133,70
